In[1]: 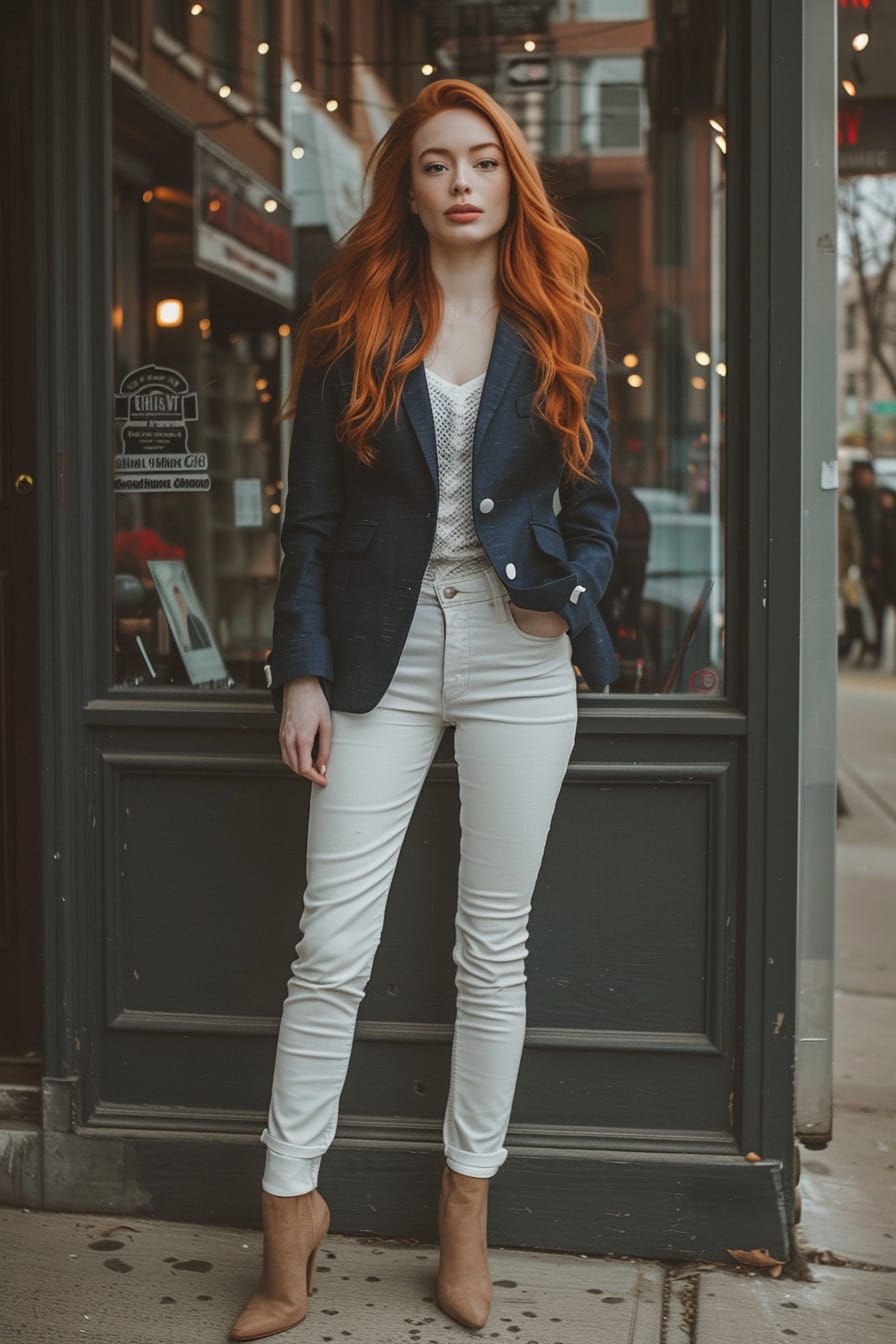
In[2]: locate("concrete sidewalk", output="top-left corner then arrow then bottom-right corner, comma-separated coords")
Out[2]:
1,669 -> 893,1344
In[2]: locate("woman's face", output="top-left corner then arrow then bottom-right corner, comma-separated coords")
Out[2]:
408,108 -> 511,253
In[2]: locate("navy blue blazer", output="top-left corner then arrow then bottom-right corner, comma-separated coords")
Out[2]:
264,312 -> 620,714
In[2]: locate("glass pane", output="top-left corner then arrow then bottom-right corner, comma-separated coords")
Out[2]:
545,21 -> 727,696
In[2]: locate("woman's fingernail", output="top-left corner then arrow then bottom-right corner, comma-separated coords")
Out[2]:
321,764 -> 327,775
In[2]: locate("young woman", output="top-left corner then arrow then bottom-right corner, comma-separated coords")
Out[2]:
230,78 -> 619,1342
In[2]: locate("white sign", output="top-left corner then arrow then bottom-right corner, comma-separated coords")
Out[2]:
233,478 -> 264,527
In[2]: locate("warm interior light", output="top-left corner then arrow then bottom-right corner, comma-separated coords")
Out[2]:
156,299 -> 184,328
278,324 -> 291,337
290,79 -> 303,93
852,32 -> 870,52
207,197 -> 222,213
691,376 -> 707,390
256,378 -> 268,391
218,84 -> 232,99
260,392 -> 272,403
421,63 -> 435,76
142,189 -> 154,204
695,351 -> 712,366
198,318 -> 212,332
709,117 -> 725,134
291,145 -> 305,159
112,305 -> 123,331
622,353 -> 639,368
263,198 -> 278,213
715,362 -> 727,377
524,40 -> 536,52
257,41 -> 270,55
627,374 -> 643,389
841,79 -> 857,97
326,99 -> 339,112
714,134 -> 727,154
270,503 -> 282,515
190,3 -> 203,15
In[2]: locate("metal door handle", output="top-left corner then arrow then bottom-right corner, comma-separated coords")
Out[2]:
15,473 -> 34,495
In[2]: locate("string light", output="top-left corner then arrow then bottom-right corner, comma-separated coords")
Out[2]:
263,198 -> 278,212
218,83 -> 232,99
841,79 -> 857,97
142,189 -> 154,203
290,79 -> 303,93
695,351 -> 712,366
715,363 -> 727,377
709,117 -> 725,134
325,98 -> 339,112
622,353 -> 639,368
421,63 -> 435,76
156,299 -> 183,328
714,134 -> 727,154
691,376 -> 707,390
291,145 -> 305,159
257,41 -> 269,55
189,3 -> 203,14
524,40 -> 536,52
627,373 -> 643,388
277,324 -> 291,337
851,31 -> 870,51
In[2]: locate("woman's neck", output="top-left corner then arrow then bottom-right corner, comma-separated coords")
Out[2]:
427,243 -> 500,318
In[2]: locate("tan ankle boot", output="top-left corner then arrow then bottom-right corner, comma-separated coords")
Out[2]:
436,1166 -> 492,1329
230,1188 -> 330,1342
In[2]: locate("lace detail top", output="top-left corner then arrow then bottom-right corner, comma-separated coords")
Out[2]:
421,366 -> 491,589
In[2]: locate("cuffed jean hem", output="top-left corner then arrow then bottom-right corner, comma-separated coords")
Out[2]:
444,1144 -> 508,1180
260,1128 -> 322,1196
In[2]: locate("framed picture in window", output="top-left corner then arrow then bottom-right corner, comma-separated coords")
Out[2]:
147,559 -> 228,686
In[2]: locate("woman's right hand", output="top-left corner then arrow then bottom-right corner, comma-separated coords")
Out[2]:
279,677 -> 331,785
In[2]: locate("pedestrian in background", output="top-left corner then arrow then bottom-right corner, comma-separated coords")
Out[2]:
849,460 -> 884,664
230,78 -> 619,1343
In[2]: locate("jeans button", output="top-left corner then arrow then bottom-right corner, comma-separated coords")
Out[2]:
443,587 -> 458,599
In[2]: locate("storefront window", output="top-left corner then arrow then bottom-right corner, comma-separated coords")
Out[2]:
110,4 -> 726,699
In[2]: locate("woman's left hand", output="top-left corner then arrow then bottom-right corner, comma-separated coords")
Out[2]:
508,603 -> 569,638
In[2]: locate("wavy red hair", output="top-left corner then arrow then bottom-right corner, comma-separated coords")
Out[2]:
285,79 -> 603,480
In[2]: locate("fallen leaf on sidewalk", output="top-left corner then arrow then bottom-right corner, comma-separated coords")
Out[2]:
727,1248 -> 786,1277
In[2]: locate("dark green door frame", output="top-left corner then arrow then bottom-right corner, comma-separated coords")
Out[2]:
15,0 -> 833,1261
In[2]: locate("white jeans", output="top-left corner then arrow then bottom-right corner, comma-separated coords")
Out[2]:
261,564 -> 578,1196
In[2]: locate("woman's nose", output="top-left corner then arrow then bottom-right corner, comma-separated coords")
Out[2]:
452,171 -> 472,194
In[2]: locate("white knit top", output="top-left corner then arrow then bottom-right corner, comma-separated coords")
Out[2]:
421,366 -> 491,588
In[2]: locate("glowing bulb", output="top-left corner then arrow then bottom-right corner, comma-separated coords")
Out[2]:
198,318 -> 212,332
627,374 -> 643,389
709,117 -> 725,134
218,83 -> 232,99
257,41 -> 269,55
263,198 -> 278,213
256,378 -> 268,391
290,79 -> 303,93
190,3 -> 203,14
421,63 -> 435,76
142,189 -> 154,203
715,362 -> 727,377
270,503 -> 282,515
156,299 -> 183,328
524,40 -> 536,52
714,134 -> 727,155
291,145 -> 305,159
260,392 -> 272,403
622,353 -> 639,368
278,324 -> 291,337
112,305 -> 123,331
325,98 -> 339,112
695,351 -> 711,366
842,79 -> 857,97
852,32 -> 869,52
691,376 -> 707,390
207,197 -> 222,213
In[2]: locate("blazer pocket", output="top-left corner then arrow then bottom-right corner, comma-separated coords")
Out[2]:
333,520 -> 380,553
530,519 -> 567,560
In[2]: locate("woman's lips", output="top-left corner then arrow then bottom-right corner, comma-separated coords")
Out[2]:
444,207 -> 482,222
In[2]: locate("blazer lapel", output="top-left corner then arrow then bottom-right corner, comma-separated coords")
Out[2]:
473,313 -> 526,456
397,313 -> 439,493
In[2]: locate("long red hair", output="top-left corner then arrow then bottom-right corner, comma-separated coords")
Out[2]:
285,79 -> 603,480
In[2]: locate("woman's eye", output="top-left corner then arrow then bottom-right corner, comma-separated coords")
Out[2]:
423,163 -> 446,174
477,158 -> 499,170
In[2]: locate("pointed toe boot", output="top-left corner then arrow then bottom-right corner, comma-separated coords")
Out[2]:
229,1188 -> 330,1342
436,1166 -> 493,1330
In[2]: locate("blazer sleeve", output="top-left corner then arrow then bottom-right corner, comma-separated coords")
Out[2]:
264,360 -> 345,710
554,331 -> 620,638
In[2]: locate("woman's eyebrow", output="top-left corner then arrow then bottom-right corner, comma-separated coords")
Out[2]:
418,142 -> 502,159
